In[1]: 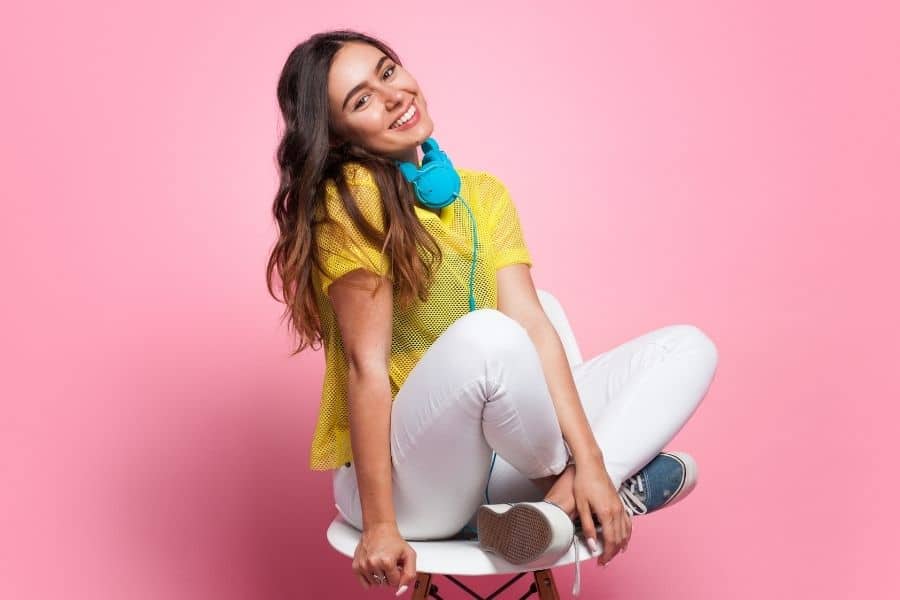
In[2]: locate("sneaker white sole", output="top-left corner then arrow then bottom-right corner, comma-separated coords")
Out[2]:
476,502 -> 573,565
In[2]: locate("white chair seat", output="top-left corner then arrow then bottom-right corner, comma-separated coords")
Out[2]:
326,515 -> 594,576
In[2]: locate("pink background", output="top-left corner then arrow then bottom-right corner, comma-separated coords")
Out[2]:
3,1 -> 897,598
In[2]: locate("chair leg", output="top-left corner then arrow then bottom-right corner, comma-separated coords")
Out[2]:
411,569 -> 559,599
532,569 -> 560,600
412,572 -> 433,599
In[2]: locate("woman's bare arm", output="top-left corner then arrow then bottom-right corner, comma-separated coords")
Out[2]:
347,369 -> 396,529
328,268 -> 398,531
495,264 -> 599,461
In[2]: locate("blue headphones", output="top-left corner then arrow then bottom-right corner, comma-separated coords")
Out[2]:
395,137 -> 500,516
395,137 -> 462,210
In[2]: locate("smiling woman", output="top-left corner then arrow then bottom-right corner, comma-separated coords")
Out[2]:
266,28 -> 719,598
267,30 -> 444,356
327,40 -> 433,164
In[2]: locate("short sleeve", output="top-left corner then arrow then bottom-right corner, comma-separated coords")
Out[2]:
484,173 -> 533,270
314,171 -> 390,297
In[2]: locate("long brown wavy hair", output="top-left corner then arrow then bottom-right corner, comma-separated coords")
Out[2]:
266,29 -> 442,356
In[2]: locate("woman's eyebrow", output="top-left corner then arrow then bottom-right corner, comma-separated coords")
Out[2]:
342,55 -> 391,111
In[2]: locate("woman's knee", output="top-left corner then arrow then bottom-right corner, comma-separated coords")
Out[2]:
666,324 -> 719,368
447,308 -> 532,357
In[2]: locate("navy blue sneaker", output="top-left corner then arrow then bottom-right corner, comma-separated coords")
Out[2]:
573,451 -> 698,531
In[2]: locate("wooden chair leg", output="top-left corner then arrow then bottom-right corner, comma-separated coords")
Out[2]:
412,572 -> 432,599
411,569 -> 559,599
532,569 -> 560,600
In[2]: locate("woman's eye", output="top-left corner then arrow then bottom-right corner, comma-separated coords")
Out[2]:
354,66 -> 396,109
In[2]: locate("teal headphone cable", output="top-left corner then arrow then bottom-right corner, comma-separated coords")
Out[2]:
458,195 -> 478,313
395,138 -> 498,537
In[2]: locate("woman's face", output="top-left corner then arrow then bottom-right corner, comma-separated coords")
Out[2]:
327,42 -> 434,162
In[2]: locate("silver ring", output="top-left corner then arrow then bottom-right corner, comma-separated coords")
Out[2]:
371,573 -> 385,584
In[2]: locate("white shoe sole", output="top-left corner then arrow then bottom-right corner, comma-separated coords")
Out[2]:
476,502 -> 573,565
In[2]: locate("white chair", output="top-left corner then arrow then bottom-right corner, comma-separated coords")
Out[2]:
326,290 -> 591,599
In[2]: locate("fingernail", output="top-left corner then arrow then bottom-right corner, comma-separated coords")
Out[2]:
587,538 -> 599,555
396,584 -> 408,596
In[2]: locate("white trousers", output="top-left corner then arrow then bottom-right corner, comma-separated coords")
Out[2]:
333,306 -> 719,540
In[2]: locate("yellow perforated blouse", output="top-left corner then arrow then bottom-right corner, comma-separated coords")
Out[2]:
308,162 -> 533,470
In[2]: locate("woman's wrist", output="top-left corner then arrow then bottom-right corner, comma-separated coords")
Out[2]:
564,438 -> 603,465
363,520 -> 401,535
565,441 -> 576,466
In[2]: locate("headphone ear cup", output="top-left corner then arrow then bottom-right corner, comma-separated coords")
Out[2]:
413,163 -> 461,209
395,136 -> 461,209
397,161 -> 421,183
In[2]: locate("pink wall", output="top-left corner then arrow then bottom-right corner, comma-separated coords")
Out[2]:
3,1 -> 897,598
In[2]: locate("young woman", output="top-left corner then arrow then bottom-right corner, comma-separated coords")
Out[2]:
267,29 -> 719,596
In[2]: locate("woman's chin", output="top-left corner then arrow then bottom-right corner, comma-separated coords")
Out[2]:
373,123 -> 435,160
411,122 -> 435,146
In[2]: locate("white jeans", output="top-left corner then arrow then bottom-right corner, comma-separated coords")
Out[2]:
333,306 -> 719,540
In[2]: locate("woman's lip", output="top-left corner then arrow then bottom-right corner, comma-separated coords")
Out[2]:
389,101 -> 421,131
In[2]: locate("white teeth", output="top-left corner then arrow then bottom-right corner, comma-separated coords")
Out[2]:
391,104 -> 416,128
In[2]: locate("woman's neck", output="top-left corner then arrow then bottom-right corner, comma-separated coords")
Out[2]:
396,145 -> 420,166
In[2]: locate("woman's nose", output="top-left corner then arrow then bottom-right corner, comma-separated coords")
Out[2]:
385,88 -> 405,109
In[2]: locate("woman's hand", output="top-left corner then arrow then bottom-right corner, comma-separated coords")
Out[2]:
353,522 -> 417,595
571,450 -> 632,567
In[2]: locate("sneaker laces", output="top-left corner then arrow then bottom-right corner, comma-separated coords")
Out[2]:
543,499 -> 582,596
617,472 -> 649,516
564,473 -> 650,595
571,533 -> 581,596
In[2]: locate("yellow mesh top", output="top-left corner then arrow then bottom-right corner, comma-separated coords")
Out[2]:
308,162 -> 532,471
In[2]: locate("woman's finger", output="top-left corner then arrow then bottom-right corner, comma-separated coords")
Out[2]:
364,560 -> 387,586
381,557 -> 401,587
353,560 -> 372,589
622,512 -> 632,553
617,512 -> 628,555
597,507 -> 620,565
398,545 -> 417,594
618,504 -> 628,552
576,497 -> 599,555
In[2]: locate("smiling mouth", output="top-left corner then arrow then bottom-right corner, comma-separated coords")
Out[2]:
389,101 -> 419,130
